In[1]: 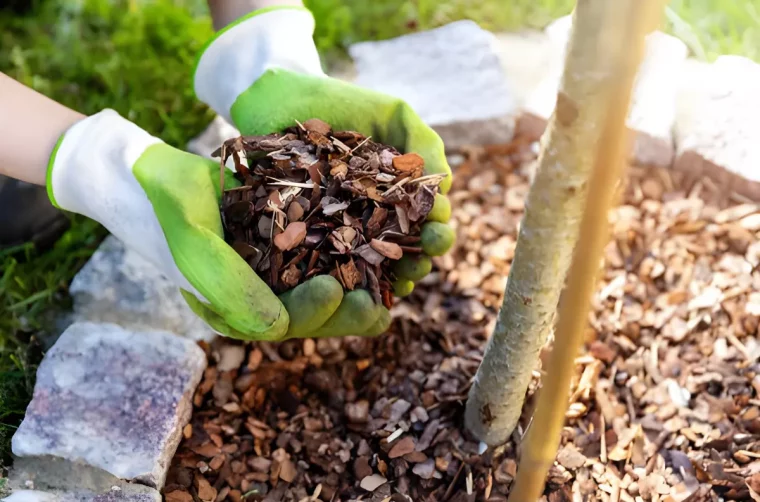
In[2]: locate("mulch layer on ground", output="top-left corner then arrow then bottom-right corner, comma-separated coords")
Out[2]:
166,133 -> 760,502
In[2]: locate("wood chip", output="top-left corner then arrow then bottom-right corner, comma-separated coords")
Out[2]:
360,474 -> 387,491
196,475 -> 217,502
392,153 -> 425,173
369,239 -> 403,260
165,491 -> 194,502
273,222 -> 307,251
279,458 -> 297,483
388,436 -> 416,459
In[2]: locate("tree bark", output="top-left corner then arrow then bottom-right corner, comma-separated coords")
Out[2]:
465,0 -> 653,445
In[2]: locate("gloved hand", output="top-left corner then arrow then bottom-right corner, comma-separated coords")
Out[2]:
46,110 -> 292,340
193,6 -> 455,333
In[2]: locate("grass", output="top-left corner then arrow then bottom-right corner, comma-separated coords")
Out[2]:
0,0 -> 758,471
666,0 -> 760,62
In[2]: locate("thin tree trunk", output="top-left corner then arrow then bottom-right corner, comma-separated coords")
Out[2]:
508,2 -> 662,498
465,0 -> 652,445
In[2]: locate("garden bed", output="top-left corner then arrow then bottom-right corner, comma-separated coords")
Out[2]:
166,134 -> 760,502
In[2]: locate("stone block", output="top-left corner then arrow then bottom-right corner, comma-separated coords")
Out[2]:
12,322 -> 206,489
2,489 -> 159,502
673,56 -> 760,201
493,30 -> 553,108
521,15 -> 688,168
4,456 -> 160,502
70,236 -> 214,342
349,20 -> 517,150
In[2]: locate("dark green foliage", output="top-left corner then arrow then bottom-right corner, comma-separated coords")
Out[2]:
0,350 -> 37,468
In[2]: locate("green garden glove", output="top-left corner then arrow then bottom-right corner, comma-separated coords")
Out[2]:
46,110 -> 293,341
194,6 -> 455,337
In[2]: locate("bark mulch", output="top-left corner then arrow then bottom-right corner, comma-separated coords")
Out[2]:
166,133 -> 760,502
217,119 -> 442,303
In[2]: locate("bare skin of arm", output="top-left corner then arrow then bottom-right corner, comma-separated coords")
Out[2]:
207,0 -> 303,30
0,73 -> 85,186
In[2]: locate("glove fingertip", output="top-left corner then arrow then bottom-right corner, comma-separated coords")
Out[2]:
427,194 -> 451,223
421,222 -> 456,257
281,275 -> 343,338
393,279 -> 415,298
360,308 -> 392,337
393,255 -> 433,282
308,289 -> 380,339
439,171 -> 453,195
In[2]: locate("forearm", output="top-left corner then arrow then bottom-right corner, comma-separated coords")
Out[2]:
207,0 -> 303,30
0,73 -> 84,185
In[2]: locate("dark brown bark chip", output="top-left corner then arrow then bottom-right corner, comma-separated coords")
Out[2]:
354,456 -> 373,480
218,119 -> 443,304
388,436 -> 416,459
366,207 -> 389,238
339,260 -> 361,291
354,244 -> 386,267
392,153 -> 425,174
273,222 -> 307,251
303,118 -> 332,136
369,239 -> 403,260
408,185 -> 436,222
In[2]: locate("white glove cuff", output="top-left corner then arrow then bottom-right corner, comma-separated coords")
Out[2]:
49,109 -> 161,217
193,7 -> 325,123
48,110 -> 202,298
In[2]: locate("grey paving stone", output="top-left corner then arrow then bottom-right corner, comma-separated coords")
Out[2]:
69,235 -> 215,342
674,56 -> 760,200
3,455 -> 160,502
349,20 -> 517,150
2,488 -> 159,502
12,322 -> 206,489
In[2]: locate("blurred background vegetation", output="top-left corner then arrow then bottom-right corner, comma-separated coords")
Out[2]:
1,0 -> 758,470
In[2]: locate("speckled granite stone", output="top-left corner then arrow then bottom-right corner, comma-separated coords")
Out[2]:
2,489 -> 160,502
11,322 -> 206,489
69,236 -> 215,342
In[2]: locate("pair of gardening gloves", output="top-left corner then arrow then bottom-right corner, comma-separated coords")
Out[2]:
47,6 -> 454,341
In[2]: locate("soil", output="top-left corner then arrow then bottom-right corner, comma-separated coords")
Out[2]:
167,132 -> 760,502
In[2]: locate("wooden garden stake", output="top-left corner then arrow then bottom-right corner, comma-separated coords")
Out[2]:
506,1 -> 666,500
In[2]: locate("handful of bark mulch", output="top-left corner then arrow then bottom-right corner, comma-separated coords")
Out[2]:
214,119 -> 443,307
